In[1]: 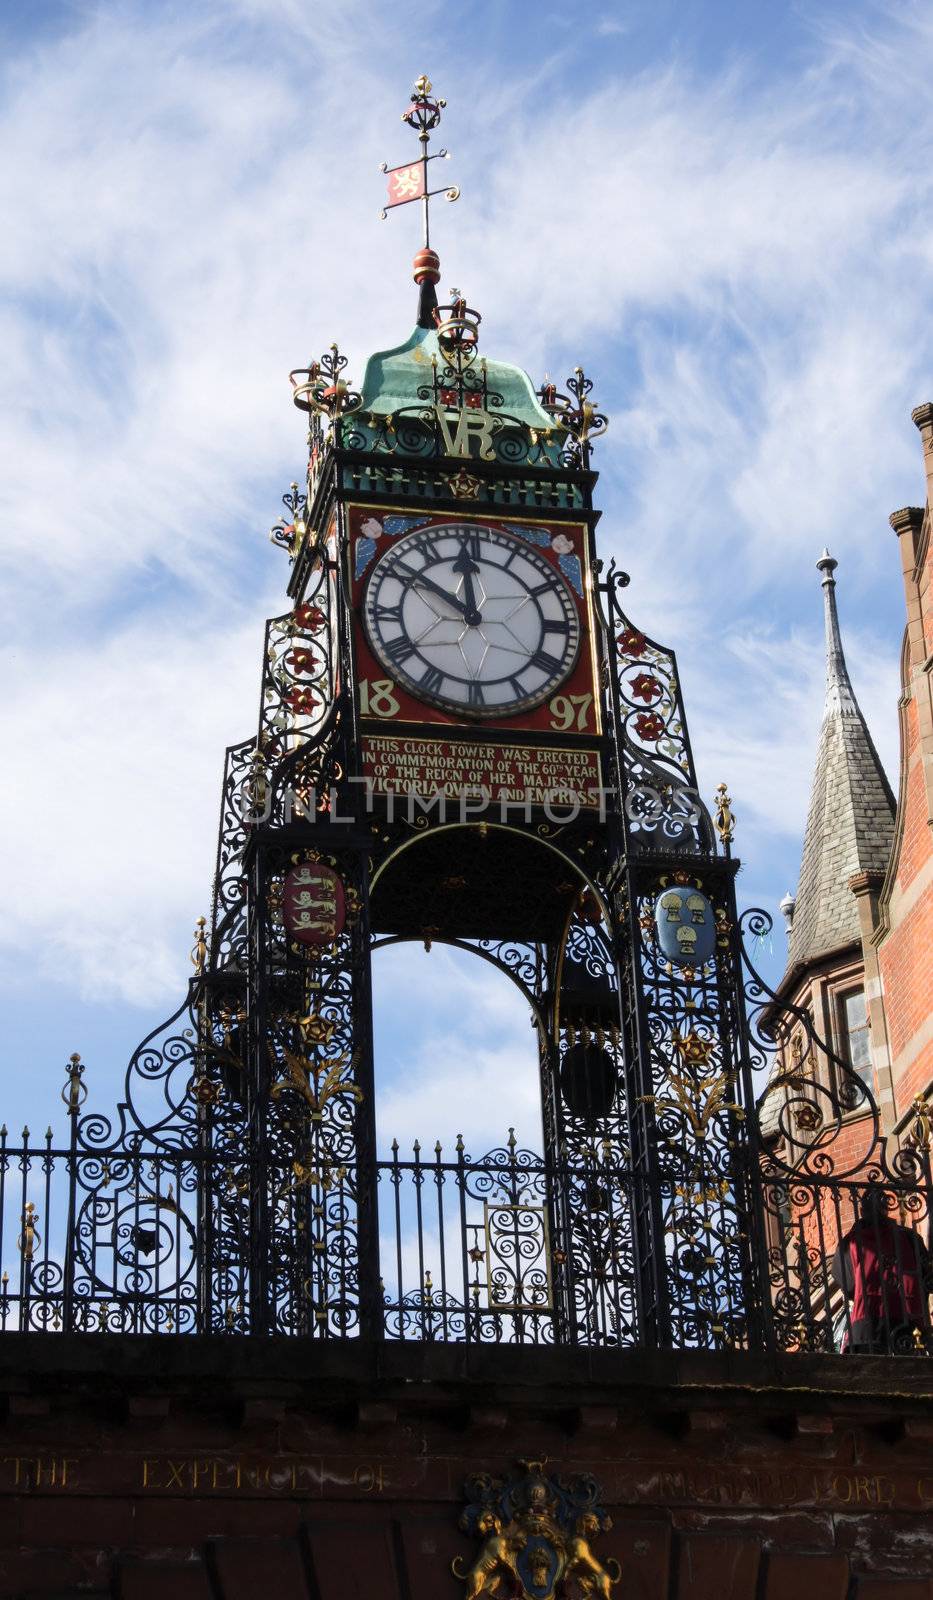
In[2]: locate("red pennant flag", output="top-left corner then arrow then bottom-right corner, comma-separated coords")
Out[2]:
384,161 -> 425,208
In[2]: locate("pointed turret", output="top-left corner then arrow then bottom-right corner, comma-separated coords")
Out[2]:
786,552 -> 896,967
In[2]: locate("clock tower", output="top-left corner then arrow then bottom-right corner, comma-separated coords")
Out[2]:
206,73 -> 766,1352
4,75 -> 933,1600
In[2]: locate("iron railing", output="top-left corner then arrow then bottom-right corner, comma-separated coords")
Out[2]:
1,1124 -> 929,1354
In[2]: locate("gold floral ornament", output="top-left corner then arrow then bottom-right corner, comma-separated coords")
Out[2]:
290,1157 -> 347,1194
196,1000 -> 246,1097
639,1032 -> 744,1144
270,1011 -> 363,1122
299,1012 -> 335,1047
193,1070 -> 221,1110
453,1461 -> 620,1600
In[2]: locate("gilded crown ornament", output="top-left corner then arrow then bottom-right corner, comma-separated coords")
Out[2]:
434,288 -> 482,364
289,343 -> 361,423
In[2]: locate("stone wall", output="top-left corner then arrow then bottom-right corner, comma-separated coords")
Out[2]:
0,1339 -> 930,1598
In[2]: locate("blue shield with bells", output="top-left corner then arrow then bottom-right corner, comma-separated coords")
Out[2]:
654,885 -> 716,967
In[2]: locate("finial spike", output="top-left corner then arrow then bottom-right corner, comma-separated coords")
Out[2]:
816,550 -> 856,716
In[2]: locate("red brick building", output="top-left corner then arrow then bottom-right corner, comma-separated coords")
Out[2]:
877,408 -> 933,1116
768,405 -> 933,1155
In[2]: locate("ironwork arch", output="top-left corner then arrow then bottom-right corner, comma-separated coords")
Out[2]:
371,933 -> 547,1031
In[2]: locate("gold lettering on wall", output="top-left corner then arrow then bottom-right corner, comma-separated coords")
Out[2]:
2,1456 -> 77,1489
0,1454 -> 914,1509
137,1456 -> 387,1494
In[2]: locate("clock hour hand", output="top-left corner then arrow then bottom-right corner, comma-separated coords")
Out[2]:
452,540 -> 483,626
394,561 -> 472,620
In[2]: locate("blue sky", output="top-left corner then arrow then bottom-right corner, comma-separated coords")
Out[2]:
1,0 -> 930,1153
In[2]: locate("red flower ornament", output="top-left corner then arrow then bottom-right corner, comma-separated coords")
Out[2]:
617,628 -> 647,657
286,688 -> 319,716
629,672 -> 661,704
634,711 -> 665,741
293,604 -> 327,632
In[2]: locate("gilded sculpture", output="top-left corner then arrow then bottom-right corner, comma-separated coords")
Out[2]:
452,1461 -> 621,1600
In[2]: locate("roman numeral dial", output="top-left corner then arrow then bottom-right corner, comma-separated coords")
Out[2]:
362,521 -> 582,718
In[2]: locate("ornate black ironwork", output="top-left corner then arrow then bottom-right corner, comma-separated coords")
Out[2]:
5,171 -> 930,1363
539,367 -> 608,471
602,564 -> 716,855
289,343 -> 362,429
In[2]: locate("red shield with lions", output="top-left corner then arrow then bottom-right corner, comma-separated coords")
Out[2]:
283,863 -> 346,947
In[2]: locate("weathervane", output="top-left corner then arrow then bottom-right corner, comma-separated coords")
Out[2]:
380,74 -> 460,247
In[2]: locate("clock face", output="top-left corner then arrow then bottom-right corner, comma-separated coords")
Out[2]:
362,522 -> 581,718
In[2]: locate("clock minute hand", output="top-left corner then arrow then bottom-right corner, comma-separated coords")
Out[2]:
394,561 -> 471,619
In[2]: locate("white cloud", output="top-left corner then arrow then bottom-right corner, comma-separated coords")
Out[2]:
0,601 -> 268,1004
373,943 -> 543,1154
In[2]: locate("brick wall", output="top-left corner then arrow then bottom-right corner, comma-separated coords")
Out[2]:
879,486 -> 933,1126
0,1342 -> 931,1599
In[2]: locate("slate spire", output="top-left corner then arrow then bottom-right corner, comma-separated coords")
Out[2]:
786,552 -> 896,966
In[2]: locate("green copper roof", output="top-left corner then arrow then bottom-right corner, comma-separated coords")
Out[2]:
359,324 -> 557,434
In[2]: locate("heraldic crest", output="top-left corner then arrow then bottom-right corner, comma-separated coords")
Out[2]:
452,1460 -> 622,1599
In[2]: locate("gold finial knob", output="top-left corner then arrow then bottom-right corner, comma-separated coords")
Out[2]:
714,782 -> 735,845
63,1053 -> 86,1114
191,916 -> 208,976
911,1095 -> 931,1153
19,1202 -> 38,1261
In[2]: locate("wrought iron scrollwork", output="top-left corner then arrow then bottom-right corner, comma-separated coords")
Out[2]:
290,343 -> 362,427
539,366 -> 608,470
602,566 -> 714,854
